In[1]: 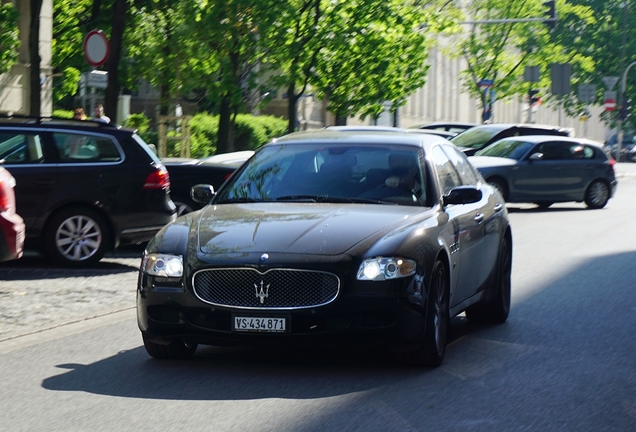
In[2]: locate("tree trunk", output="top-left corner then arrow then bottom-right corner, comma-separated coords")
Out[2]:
217,96 -> 233,154
287,83 -> 299,134
104,0 -> 128,122
28,0 -> 43,117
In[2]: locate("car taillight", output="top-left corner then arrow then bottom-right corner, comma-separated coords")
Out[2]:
608,157 -> 616,170
143,167 -> 171,190
0,180 -> 10,212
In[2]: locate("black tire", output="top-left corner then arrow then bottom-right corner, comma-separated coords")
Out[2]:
142,334 -> 198,360
487,178 -> 508,201
44,207 -> 110,267
402,260 -> 449,367
466,234 -> 512,324
584,180 -> 610,209
534,201 -> 554,209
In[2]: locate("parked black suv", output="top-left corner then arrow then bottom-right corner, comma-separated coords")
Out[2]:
450,123 -> 573,156
0,116 -> 176,266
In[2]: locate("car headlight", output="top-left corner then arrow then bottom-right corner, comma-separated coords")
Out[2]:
356,257 -> 417,281
142,253 -> 183,278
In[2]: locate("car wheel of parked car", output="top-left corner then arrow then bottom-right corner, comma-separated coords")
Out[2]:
44,207 -> 110,267
142,334 -> 198,360
584,180 -> 610,209
402,260 -> 449,367
487,178 -> 508,201
466,234 -> 511,324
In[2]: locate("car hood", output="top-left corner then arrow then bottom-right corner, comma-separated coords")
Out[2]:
195,203 -> 430,256
468,156 -> 517,168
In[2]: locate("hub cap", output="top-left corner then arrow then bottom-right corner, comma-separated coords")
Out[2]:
55,215 -> 102,261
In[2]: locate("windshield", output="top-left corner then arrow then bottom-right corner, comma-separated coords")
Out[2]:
214,143 -> 429,206
450,125 -> 508,149
475,139 -> 535,160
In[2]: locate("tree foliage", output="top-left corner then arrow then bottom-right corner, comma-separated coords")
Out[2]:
0,2 -> 20,75
449,0 -> 595,122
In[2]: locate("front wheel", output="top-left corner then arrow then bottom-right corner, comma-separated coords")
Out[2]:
142,334 -> 198,360
44,207 -> 109,267
402,260 -> 449,367
584,180 -> 610,209
466,234 -> 512,324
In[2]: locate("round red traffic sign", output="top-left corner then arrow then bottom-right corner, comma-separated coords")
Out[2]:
604,99 -> 616,111
83,30 -> 110,67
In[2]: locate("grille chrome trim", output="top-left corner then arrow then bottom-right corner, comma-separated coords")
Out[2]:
192,268 -> 340,310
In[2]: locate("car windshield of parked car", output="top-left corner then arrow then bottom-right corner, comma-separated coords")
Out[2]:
450,125 -> 507,149
475,139 -> 535,160
214,143 -> 428,206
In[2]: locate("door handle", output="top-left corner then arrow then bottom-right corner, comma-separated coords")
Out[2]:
474,213 -> 484,223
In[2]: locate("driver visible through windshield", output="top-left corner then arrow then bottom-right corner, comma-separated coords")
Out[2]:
214,144 -> 429,206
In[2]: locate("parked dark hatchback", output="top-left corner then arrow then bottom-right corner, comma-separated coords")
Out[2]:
0,117 -> 176,266
163,151 -> 253,216
469,136 -> 617,209
451,123 -> 572,156
138,130 -> 512,367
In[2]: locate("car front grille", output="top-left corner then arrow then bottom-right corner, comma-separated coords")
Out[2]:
192,268 -> 340,310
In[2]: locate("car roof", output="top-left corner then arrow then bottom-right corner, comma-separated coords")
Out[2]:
498,135 -> 604,147
414,121 -> 477,128
0,115 -> 134,134
271,129 -> 446,147
464,123 -> 569,132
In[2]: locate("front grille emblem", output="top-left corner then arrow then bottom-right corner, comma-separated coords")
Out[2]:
254,280 -> 270,304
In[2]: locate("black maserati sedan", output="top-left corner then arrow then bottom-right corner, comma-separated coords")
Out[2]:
137,130 -> 513,367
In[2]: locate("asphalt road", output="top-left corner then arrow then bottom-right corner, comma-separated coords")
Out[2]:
1,163 -> 636,431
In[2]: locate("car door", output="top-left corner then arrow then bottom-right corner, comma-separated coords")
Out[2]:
442,144 -> 504,288
0,129 -> 59,236
511,140 -> 576,201
431,145 -> 485,307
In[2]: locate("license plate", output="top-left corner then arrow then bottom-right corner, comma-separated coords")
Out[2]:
233,316 -> 286,333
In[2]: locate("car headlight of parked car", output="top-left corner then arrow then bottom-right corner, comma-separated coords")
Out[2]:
357,257 -> 417,281
142,253 -> 184,277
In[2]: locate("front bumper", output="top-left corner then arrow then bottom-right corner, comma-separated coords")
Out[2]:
137,273 -> 428,350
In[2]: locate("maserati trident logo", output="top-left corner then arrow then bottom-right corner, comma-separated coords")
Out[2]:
254,280 -> 270,304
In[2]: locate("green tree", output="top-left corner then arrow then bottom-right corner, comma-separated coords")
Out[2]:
0,2 -> 20,76
449,0 -> 595,123
312,0 -> 460,123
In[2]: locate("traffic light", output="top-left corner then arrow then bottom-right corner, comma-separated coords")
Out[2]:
543,0 -> 556,31
528,89 -> 540,105
617,99 -> 631,121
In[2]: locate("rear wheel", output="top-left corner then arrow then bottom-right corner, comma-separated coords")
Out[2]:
402,260 -> 449,367
44,207 -> 109,267
142,334 -> 198,360
466,234 -> 512,323
584,180 -> 610,209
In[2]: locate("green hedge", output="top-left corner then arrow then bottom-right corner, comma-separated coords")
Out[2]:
189,113 -> 287,158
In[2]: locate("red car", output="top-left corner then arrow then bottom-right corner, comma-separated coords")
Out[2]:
0,165 -> 25,262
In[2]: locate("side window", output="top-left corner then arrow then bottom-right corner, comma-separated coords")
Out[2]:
431,146 -> 461,195
53,133 -> 122,163
0,132 -> 44,164
566,144 -> 594,160
535,142 -> 566,160
440,144 -> 479,185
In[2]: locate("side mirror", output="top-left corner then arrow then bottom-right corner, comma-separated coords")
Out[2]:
443,186 -> 482,206
191,184 -> 215,204
529,152 -> 543,161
